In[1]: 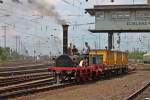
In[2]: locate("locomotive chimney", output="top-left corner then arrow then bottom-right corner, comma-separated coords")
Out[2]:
62,24 -> 69,54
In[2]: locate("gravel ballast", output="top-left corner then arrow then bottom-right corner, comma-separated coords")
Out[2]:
12,70 -> 150,100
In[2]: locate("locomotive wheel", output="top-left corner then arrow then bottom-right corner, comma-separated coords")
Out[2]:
125,67 -> 128,74
91,72 -> 97,80
75,76 -> 85,83
97,71 -> 102,79
108,71 -> 112,79
104,70 -> 111,79
68,76 -> 72,82
75,71 -> 81,83
123,67 -> 128,74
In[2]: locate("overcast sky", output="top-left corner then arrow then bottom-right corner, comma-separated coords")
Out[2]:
0,0 -> 150,56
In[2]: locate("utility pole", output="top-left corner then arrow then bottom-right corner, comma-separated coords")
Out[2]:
133,0 -> 134,4
18,36 -> 21,53
108,32 -> 113,50
99,33 -> 100,49
148,39 -> 150,53
15,36 -> 18,53
117,33 -> 121,50
1,25 -> 8,48
38,40 -> 41,57
14,35 -> 21,53
94,41 -> 97,49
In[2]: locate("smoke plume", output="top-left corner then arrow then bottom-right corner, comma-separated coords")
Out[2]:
11,0 -> 22,4
27,0 -> 66,25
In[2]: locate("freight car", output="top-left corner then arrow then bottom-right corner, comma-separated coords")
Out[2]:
48,49 -> 128,83
89,50 -> 128,77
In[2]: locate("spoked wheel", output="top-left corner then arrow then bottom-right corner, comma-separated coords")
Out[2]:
75,71 -> 81,83
91,72 -> 97,80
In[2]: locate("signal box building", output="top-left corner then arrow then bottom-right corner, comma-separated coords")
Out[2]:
85,4 -> 150,32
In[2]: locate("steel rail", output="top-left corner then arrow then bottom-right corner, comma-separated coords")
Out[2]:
0,68 -> 49,76
0,73 -> 52,87
0,69 -> 132,99
0,64 -> 51,72
125,81 -> 150,100
0,78 -> 55,99
0,81 -> 75,99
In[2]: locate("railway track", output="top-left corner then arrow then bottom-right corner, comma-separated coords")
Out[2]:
0,69 -> 132,99
0,73 -> 130,99
0,64 -> 51,72
0,68 -> 49,76
125,81 -> 150,100
0,72 -> 52,87
0,78 -> 73,99
0,63 -> 57,99
0,62 -> 132,99
0,63 -> 51,77
0,60 -> 50,68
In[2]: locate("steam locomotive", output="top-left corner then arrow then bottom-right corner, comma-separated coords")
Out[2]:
48,24 -> 128,83
48,54 -> 102,83
48,49 -> 128,83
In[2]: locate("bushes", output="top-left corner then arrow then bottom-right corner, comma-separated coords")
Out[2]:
128,51 -> 145,59
0,47 -> 23,61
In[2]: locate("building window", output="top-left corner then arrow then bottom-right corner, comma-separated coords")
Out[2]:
112,11 -> 130,20
136,11 -> 150,20
96,11 -> 105,21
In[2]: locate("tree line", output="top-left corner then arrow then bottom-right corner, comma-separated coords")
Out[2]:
0,47 -> 23,61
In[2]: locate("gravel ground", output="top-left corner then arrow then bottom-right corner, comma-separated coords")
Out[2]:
11,70 -> 150,100
0,60 -> 50,67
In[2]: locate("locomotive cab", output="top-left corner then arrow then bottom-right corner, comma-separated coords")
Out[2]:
89,54 -> 103,65
88,54 -> 104,79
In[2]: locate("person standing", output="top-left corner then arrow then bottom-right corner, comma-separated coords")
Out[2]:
85,42 -> 90,54
72,45 -> 78,55
68,43 -> 73,55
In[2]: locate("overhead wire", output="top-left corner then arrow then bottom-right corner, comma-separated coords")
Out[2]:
61,0 -> 85,9
1,0 -> 96,52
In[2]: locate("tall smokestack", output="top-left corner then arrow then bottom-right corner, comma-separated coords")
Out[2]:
62,24 -> 69,54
